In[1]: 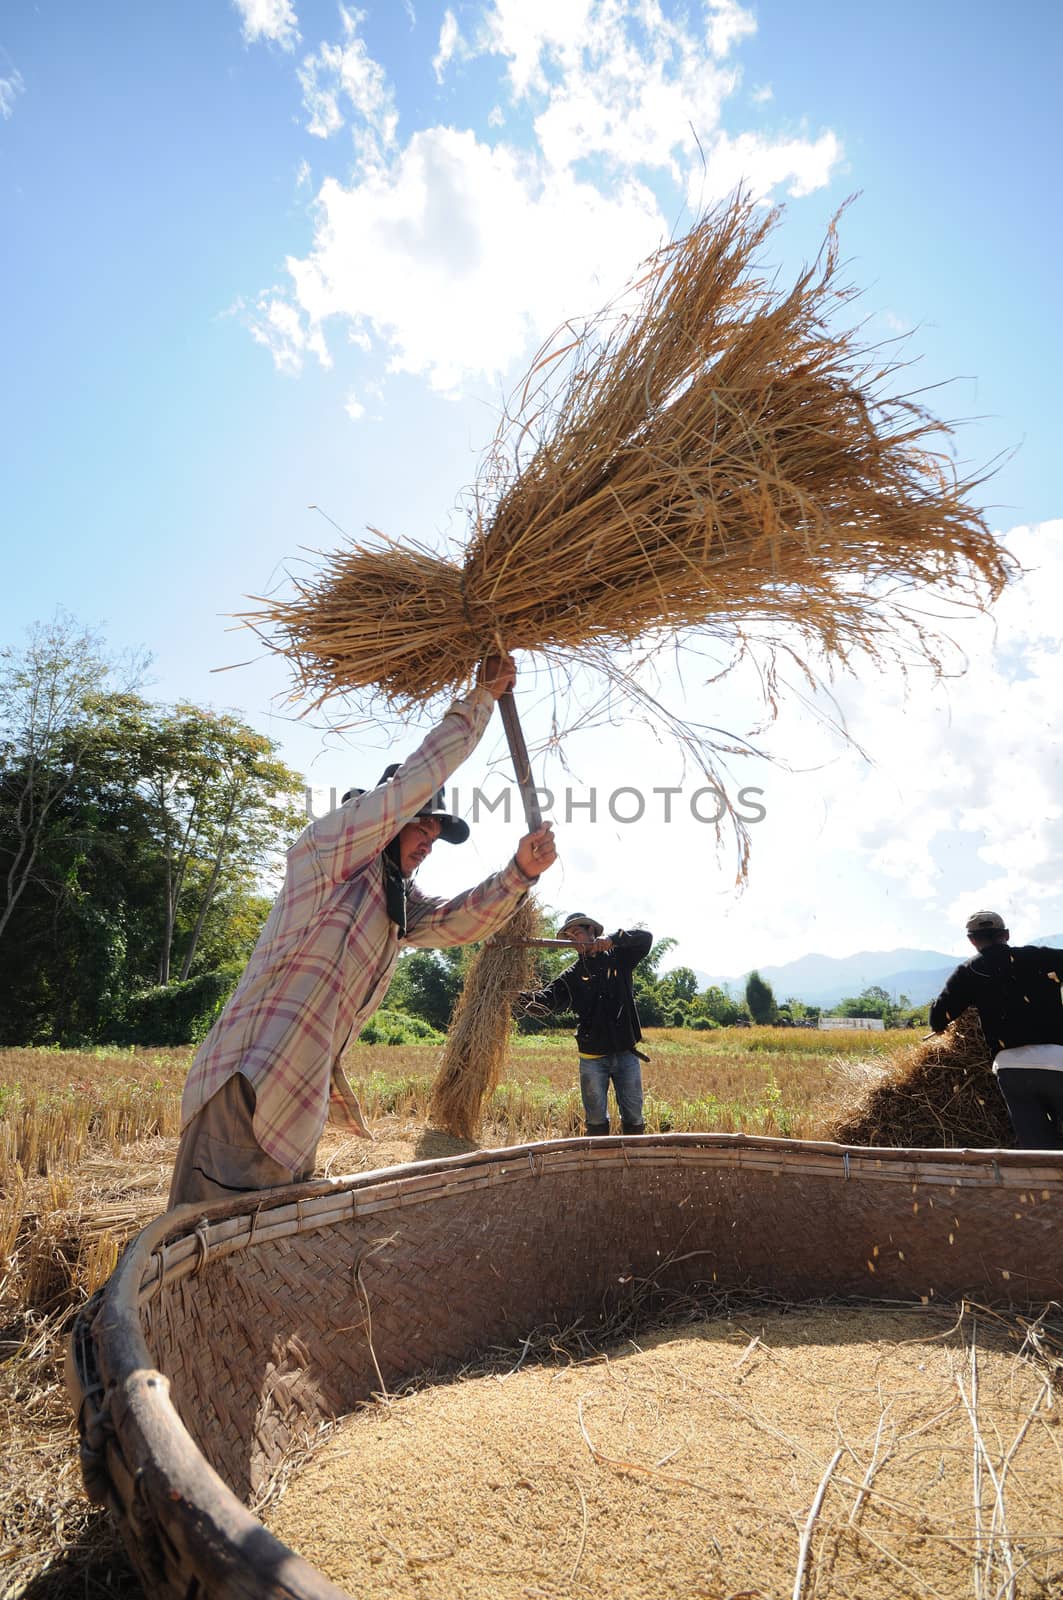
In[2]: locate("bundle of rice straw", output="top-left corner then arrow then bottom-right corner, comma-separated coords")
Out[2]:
428,897 -> 542,1140
827,1012 -> 1013,1149
246,193 -> 1012,761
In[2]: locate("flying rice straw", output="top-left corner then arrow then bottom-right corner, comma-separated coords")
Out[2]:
428,896 -> 545,1141
244,195 -> 1015,1137
245,195 -> 1012,868
428,692 -> 551,1141
244,194 -> 1013,768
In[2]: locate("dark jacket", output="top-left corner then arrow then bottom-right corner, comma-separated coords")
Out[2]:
929,943 -> 1063,1052
524,928 -> 653,1056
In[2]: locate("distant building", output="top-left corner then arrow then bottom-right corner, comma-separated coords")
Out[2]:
819,1016 -> 885,1032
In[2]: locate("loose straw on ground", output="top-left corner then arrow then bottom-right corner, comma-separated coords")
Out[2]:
827,1012 -> 1011,1149
428,897 -> 542,1140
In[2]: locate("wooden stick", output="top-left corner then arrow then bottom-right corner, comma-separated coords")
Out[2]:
486,936 -> 576,949
497,689 -> 543,831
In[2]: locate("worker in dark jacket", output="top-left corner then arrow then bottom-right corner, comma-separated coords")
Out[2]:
929,910 -> 1063,1148
520,912 -> 653,1136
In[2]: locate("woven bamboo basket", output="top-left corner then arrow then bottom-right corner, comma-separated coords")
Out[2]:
68,1133 -> 1063,1600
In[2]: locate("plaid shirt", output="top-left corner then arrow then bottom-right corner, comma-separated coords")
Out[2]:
179,688 -> 531,1171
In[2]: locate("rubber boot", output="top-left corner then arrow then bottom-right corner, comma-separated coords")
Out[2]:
585,1121 -> 610,1137
621,1121 -> 646,1136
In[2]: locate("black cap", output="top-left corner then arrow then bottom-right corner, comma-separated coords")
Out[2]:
341,763 -> 469,844
560,911 -> 604,938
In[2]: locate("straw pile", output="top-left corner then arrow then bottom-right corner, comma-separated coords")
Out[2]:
246,194 -> 1012,745
828,1012 -> 1013,1149
428,897 -> 542,1140
265,1303 -> 1062,1600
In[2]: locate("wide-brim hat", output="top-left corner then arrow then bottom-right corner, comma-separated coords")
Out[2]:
560,911 -> 604,938
342,765 -> 470,845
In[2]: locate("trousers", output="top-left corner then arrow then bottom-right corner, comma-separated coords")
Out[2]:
168,1072 -> 312,1208
578,1050 -> 644,1133
995,1066 -> 1063,1149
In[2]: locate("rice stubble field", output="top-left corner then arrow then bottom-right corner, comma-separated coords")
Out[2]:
6,1026 -> 1058,1599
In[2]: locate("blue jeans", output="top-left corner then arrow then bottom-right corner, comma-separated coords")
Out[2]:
579,1050 -> 644,1133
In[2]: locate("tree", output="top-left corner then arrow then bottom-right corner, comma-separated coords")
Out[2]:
385,947 -> 472,1031
645,966 -> 704,1028
663,966 -> 699,1004
643,935 -> 678,976
780,995 -> 820,1026
700,984 -> 746,1026
745,969 -> 778,1024
0,624 -> 305,1042
0,612 -> 145,943
832,985 -> 915,1028
133,704 -> 304,983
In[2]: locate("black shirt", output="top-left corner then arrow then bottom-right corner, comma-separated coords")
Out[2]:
524,929 -> 653,1056
929,943 -> 1063,1052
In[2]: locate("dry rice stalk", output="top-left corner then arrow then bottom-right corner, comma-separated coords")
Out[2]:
827,1012 -> 1012,1149
244,194 -> 1012,747
428,898 -> 542,1140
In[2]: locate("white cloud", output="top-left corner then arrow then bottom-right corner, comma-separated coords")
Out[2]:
298,6 -> 398,155
481,0 -> 598,98
751,83 -> 773,105
0,67 -> 24,121
488,104 -> 505,127
252,128 -> 663,387
248,292 -> 331,373
693,128 -> 843,206
705,0 -> 757,58
484,0 -> 740,176
252,1 -> 842,391
433,10 -> 462,83
742,520 -> 1063,954
233,0 -> 300,51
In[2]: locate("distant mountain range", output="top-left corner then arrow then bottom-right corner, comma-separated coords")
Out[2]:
693,937 -> 1063,1009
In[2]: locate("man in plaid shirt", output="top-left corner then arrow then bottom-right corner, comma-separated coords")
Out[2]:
169,655 -> 556,1207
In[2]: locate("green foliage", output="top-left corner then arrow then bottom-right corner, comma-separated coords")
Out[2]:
745,969 -> 778,1024
700,984 -> 748,1026
830,985 -> 922,1029
383,947 -> 472,1031
357,1008 -> 445,1046
643,935 -> 678,976
776,995 -> 822,1026
833,983 -> 892,1019
112,964 -> 244,1046
0,615 -> 304,1044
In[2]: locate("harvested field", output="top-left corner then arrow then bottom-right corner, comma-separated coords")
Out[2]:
0,1029 -> 1024,1598
267,1304 -> 1063,1600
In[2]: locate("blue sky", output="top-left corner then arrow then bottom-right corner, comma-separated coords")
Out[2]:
2,1 -> 1061,979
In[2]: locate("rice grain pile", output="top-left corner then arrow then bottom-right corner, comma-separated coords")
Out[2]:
245,195 -> 1013,811
265,1304 -> 1063,1600
828,1012 -> 1013,1150
428,897 -> 543,1140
